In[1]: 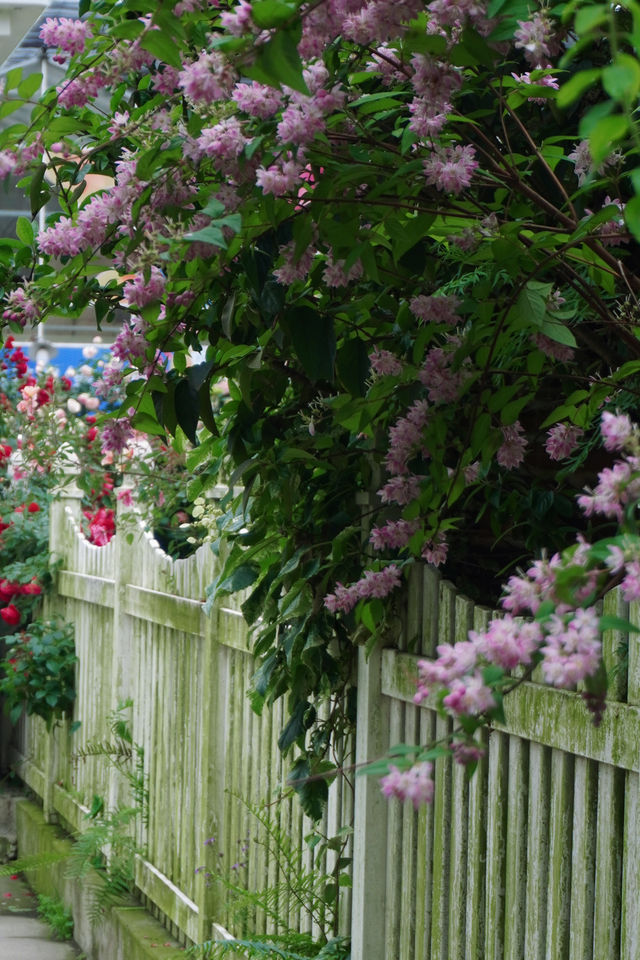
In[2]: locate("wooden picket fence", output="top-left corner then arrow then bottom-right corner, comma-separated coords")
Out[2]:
9,478 -> 640,959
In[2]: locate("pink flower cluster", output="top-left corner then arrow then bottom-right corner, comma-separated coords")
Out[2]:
178,50 -> 235,107
2,288 -> 39,328
40,17 -> 92,56
380,761 -> 434,809
497,421 -> 527,470
409,294 -> 460,326
370,519 -> 418,551
323,564 -> 402,614
545,423 -> 583,461
122,268 -> 166,310
423,145 -> 479,194
369,348 -> 403,377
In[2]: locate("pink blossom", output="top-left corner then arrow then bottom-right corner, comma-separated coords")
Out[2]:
578,459 -> 640,522
597,197 -> 630,246
57,71 -> 107,109
100,418 -> 135,456
122,268 -> 166,309
443,673 -> 496,716
545,423 -> 583,461
112,316 -> 149,363
601,411 -> 633,452
324,564 -> 402,614
514,12 -> 559,66
421,532 -> 448,566
501,572 -> 545,615
384,407 -> 427,475
414,641 -> 478,703
220,0 -> 254,35
450,741 -> 485,765
470,616 -> 542,669
256,160 -> 302,197
322,255 -> 363,288
197,117 -> 249,170
423,145 -> 479,194
369,519 -> 418,551
40,17 -> 92,56
178,51 -> 235,106
541,607 -> 601,688
273,241 -> 314,285
232,81 -> 282,118
2,288 -> 39,328
497,421 -> 527,470
380,761 -> 434,809
418,346 -> 464,404
621,561 -> 640,602
0,151 -> 17,179
369,349 -> 403,377
409,294 -> 460,326
377,474 -> 420,506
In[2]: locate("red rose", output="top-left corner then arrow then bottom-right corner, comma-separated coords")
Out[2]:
21,581 -> 42,596
86,427 -> 98,443
36,389 -> 51,407
60,377 -> 72,391
0,605 -> 20,626
26,502 -> 40,513
0,581 -> 17,601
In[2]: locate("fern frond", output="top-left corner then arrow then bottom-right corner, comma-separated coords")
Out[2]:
186,936 -> 315,959
72,738 -> 133,763
0,851 -> 68,876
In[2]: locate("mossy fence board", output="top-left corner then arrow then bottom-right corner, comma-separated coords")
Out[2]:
8,484 -> 640,958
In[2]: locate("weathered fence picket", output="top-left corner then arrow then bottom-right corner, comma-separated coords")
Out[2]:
8,484 -> 640,959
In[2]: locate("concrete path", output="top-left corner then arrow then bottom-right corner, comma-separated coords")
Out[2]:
0,873 -> 81,959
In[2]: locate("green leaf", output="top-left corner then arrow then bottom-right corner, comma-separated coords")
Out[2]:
574,4 -> 608,33
217,562 -> 260,595
279,700 -> 311,752
539,319 -> 577,348
17,73 -> 42,100
624,195 -> 640,244
246,25 -> 309,94
587,113 -> 630,167
557,68 -> 601,109
599,615 -> 640,635
251,0 -> 298,28
29,163 -> 50,218
285,308 -> 336,382
15,216 -> 33,246
602,54 -> 640,101
336,339 -> 369,397
140,31 -> 183,68
173,378 -> 199,444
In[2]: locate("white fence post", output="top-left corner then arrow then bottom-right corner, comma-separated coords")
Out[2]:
350,644 -> 389,959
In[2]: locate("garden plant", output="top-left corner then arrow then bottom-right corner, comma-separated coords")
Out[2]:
0,0 -> 639,812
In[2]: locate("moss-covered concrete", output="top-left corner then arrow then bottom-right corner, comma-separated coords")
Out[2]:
15,798 -> 185,960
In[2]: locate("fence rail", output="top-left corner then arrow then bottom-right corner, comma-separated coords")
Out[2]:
8,481 -> 640,958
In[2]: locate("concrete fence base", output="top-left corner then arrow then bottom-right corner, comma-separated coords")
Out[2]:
15,798 -> 184,960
